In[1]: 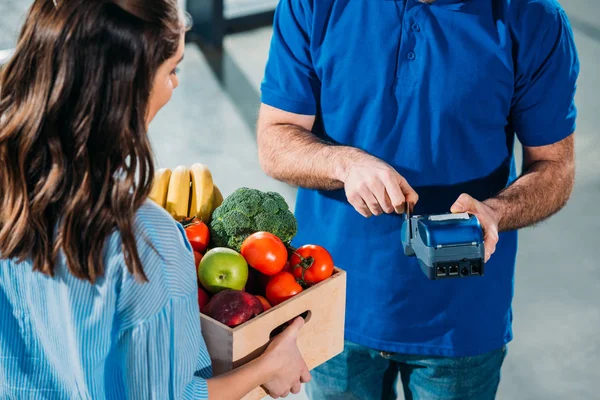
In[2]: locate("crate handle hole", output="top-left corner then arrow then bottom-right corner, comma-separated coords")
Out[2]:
269,310 -> 312,340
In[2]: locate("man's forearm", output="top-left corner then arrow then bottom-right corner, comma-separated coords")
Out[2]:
484,157 -> 575,232
257,123 -> 361,190
258,107 -> 419,217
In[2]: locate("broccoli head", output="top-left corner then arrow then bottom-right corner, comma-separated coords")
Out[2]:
209,187 -> 297,251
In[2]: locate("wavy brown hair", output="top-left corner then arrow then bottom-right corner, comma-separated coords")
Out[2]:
0,0 -> 182,283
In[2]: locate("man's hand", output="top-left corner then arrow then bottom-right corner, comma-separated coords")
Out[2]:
258,104 -> 419,218
449,134 -> 575,264
451,194 -> 500,262
449,133 -> 575,263
339,152 -> 419,218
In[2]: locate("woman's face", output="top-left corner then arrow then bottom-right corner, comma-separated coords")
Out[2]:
146,32 -> 185,126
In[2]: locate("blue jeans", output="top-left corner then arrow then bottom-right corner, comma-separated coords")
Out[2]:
305,341 -> 507,400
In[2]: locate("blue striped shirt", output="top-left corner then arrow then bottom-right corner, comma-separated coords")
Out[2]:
0,201 -> 212,399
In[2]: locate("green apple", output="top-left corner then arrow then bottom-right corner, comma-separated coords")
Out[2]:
198,247 -> 249,294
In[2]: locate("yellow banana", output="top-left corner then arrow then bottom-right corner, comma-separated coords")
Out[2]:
165,165 -> 191,220
149,168 -> 172,208
212,185 -> 224,210
189,163 -> 214,222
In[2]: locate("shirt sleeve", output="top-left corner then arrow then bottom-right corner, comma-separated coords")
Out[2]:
117,295 -> 211,400
510,5 -> 580,147
261,0 -> 320,115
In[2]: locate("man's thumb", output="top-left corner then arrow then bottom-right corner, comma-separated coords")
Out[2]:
451,193 -> 473,213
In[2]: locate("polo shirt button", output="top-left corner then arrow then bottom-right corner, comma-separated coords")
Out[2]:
407,51 -> 416,60
412,23 -> 420,31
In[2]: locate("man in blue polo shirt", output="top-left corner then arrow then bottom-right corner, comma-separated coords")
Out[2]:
257,0 -> 579,398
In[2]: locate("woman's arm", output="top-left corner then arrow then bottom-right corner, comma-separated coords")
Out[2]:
206,357 -> 272,400
118,300 -> 309,400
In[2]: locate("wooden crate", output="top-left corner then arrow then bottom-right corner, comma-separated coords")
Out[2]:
200,268 -> 347,400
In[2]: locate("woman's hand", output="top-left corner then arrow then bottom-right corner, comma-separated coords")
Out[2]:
205,317 -> 310,399
261,317 -> 311,398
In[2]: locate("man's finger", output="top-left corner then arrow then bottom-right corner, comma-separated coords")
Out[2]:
484,243 -> 494,262
382,176 -> 406,214
451,193 -> 477,214
373,186 -> 394,214
483,228 -> 498,262
354,198 -> 373,218
347,193 -> 373,218
369,177 -> 394,214
399,177 -> 419,206
484,246 -> 496,262
361,190 -> 383,216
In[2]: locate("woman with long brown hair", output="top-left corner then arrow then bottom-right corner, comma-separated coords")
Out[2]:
0,0 -> 310,398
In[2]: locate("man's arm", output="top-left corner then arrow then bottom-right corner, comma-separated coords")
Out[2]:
451,134 -> 575,260
257,104 -> 419,217
257,104 -> 346,190
486,134 -> 575,231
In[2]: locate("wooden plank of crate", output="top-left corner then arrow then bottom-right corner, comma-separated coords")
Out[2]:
239,270 -> 347,400
200,314 -> 235,375
232,270 -> 345,363
201,269 -> 346,400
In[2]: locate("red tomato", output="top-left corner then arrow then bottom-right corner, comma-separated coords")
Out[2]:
241,232 -> 288,276
194,251 -> 203,268
266,272 -> 303,306
198,288 -> 210,312
291,245 -> 334,284
256,295 -> 272,312
185,221 -> 210,253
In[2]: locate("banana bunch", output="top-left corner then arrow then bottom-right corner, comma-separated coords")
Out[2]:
148,163 -> 224,222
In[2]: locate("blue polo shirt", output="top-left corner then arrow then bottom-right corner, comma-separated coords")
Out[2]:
261,0 -> 579,357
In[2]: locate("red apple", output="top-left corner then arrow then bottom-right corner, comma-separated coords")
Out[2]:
198,287 -> 210,312
204,290 -> 263,327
